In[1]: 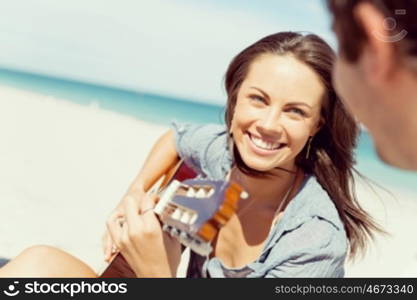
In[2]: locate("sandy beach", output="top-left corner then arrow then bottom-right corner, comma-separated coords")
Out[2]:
1,85 -> 416,277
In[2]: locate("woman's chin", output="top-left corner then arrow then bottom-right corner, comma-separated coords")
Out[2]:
241,157 -> 274,172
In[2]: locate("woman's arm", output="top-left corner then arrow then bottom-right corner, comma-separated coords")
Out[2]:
127,129 -> 180,194
116,128 -> 180,207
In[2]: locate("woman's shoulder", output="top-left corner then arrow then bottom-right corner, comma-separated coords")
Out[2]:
171,121 -> 227,138
283,175 -> 345,233
255,213 -> 347,277
252,177 -> 348,277
171,121 -> 232,179
260,175 -> 348,259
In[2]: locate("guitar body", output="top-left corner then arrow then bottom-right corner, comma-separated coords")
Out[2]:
99,253 -> 136,278
99,161 -> 246,278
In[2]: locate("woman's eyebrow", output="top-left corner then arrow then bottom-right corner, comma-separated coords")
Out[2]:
286,102 -> 313,109
250,86 -> 313,109
249,86 -> 270,100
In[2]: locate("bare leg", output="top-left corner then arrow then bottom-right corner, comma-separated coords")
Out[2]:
0,245 -> 97,277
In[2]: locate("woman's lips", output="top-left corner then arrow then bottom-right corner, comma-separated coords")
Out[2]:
245,132 -> 284,156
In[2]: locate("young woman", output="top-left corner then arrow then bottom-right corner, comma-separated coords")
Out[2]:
0,32 -> 382,278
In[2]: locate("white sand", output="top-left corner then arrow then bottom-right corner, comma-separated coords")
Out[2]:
345,182 -> 417,276
0,85 -> 416,277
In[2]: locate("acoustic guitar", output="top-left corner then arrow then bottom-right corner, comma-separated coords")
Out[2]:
99,161 -> 247,278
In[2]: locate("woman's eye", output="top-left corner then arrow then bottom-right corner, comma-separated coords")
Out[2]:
288,107 -> 306,116
249,95 -> 266,103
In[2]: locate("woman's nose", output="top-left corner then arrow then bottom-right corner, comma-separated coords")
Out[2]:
257,108 -> 284,135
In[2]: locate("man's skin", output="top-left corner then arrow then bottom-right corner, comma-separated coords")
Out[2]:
330,2 -> 417,170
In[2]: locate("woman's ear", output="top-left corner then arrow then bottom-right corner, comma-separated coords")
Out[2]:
311,116 -> 324,136
229,114 -> 236,136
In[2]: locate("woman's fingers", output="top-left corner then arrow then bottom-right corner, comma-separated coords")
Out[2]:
141,192 -> 158,212
106,213 -> 124,251
104,213 -> 118,258
138,193 -> 161,236
121,192 -> 161,254
103,230 -> 120,262
123,195 -> 142,234
102,231 -> 112,261
104,191 -> 141,253
104,211 -> 117,260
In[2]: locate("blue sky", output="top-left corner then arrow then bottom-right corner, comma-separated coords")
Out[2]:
0,0 -> 335,105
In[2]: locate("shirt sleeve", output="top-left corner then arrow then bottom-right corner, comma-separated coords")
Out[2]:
170,121 -> 229,178
264,217 -> 347,278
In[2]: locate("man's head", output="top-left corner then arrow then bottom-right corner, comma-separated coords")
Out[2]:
327,0 -> 417,170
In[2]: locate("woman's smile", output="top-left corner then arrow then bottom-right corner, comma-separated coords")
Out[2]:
245,131 -> 286,156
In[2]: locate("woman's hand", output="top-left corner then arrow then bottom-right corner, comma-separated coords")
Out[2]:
102,226 -> 117,262
106,190 -> 182,277
102,192 -> 135,262
102,186 -> 148,262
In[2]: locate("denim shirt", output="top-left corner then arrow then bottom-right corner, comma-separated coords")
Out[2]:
171,122 -> 348,278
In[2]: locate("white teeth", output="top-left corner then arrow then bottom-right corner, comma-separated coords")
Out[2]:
250,134 -> 281,150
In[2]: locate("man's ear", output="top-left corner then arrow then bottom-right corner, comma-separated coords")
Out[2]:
354,2 -> 399,85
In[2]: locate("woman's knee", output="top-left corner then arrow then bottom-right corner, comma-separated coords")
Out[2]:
19,245 -> 59,259
0,245 -> 97,277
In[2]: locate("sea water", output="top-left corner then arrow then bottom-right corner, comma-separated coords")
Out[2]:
1,68 -> 416,194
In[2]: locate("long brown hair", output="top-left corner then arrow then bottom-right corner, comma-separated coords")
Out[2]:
224,32 -> 383,259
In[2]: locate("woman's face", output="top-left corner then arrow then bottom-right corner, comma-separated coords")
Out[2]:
230,54 -> 324,172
